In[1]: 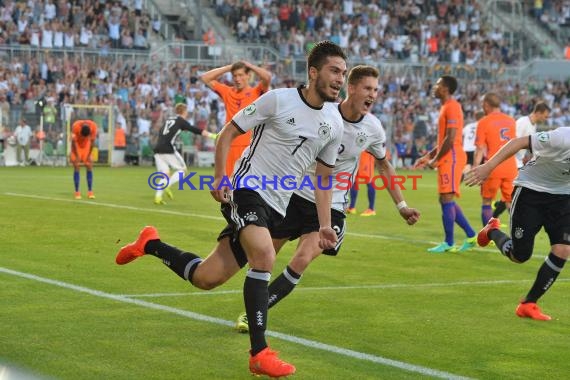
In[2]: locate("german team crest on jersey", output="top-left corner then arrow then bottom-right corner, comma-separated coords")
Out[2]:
243,104 -> 256,116
318,122 -> 331,139
356,131 -> 367,147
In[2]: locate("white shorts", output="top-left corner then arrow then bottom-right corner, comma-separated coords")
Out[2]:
154,151 -> 186,173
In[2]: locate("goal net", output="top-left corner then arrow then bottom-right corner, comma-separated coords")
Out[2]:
64,104 -> 114,166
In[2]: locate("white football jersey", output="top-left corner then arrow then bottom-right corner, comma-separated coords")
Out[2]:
231,87 -> 344,216
295,104 -> 387,212
463,121 -> 477,152
515,115 -> 536,168
515,127 -> 570,195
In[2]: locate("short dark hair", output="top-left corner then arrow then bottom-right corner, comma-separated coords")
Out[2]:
439,75 -> 458,95
533,101 -> 551,114
307,40 -> 347,72
231,61 -> 250,74
347,65 -> 379,85
81,124 -> 91,137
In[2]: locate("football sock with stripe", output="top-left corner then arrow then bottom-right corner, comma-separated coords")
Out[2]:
144,240 -> 202,283
488,229 -> 514,258
244,269 -> 270,356
524,252 -> 566,303
267,266 -> 302,309
73,171 -> 80,192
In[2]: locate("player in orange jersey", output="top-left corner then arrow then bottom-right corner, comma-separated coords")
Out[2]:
200,61 -> 272,178
416,75 -> 476,253
346,151 -> 377,216
70,120 -> 97,199
474,92 -> 517,226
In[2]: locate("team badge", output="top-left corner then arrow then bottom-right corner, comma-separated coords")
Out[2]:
244,211 -> 258,222
537,132 -> 550,142
356,132 -> 367,147
514,227 -> 524,239
318,122 -> 331,139
243,104 -> 256,116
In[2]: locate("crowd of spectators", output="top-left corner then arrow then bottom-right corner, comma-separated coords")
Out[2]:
214,0 -> 522,69
0,0 -> 156,50
1,53 -> 568,167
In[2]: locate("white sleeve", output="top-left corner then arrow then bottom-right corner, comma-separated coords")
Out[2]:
516,118 -> 530,138
367,121 -> 387,160
530,128 -> 570,157
231,90 -> 277,133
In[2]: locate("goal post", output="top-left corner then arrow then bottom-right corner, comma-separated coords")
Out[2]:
65,104 -> 114,166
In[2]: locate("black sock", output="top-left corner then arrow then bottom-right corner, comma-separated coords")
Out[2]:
244,269 -> 270,356
523,252 -> 566,303
489,229 -> 513,258
268,266 -> 302,309
145,240 -> 202,282
492,201 -> 506,218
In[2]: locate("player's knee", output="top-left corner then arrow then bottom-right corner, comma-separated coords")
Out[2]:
552,244 -> 570,260
192,275 -> 224,290
510,244 -> 533,263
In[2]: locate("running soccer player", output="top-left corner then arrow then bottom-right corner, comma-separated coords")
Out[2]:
70,119 -> 97,199
116,41 -> 348,377
152,103 -> 216,205
234,65 -> 421,333
466,127 -> 570,321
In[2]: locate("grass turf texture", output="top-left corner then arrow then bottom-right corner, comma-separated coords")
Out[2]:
0,166 -> 568,380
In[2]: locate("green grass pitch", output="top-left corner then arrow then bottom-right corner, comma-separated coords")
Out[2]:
0,166 -> 568,380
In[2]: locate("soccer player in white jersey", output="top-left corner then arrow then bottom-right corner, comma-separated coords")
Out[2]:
234,65 -> 421,333
492,101 -> 551,218
466,127 -> 570,321
462,110 -> 484,174
115,41 -> 348,378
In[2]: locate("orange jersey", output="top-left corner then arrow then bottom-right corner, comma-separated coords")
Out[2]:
212,81 -> 266,146
475,112 -> 517,178
72,120 -> 97,149
437,98 -> 465,159
356,151 -> 375,183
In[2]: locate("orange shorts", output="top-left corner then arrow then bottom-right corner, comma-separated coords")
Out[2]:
356,152 -> 375,183
226,144 -> 249,178
481,177 -> 514,202
437,154 -> 466,196
71,147 -> 92,163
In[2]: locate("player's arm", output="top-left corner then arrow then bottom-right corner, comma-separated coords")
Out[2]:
429,127 -> 456,167
376,158 -> 420,225
200,64 -> 232,89
473,120 -> 485,167
181,119 -> 217,139
314,161 -> 336,249
414,145 -> 437,168
465,136 -> 529,186
211,121 -> 243,202
243,61 -> 272,91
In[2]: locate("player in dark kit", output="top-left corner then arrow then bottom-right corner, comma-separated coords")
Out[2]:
152,103 -> 217,205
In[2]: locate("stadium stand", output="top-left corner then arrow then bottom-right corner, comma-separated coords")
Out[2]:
0,1 -> 569,167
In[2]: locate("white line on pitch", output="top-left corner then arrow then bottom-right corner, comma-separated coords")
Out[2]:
0,266 -> 472,380
119,278 -> 570,298
2,192 -> 523,256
